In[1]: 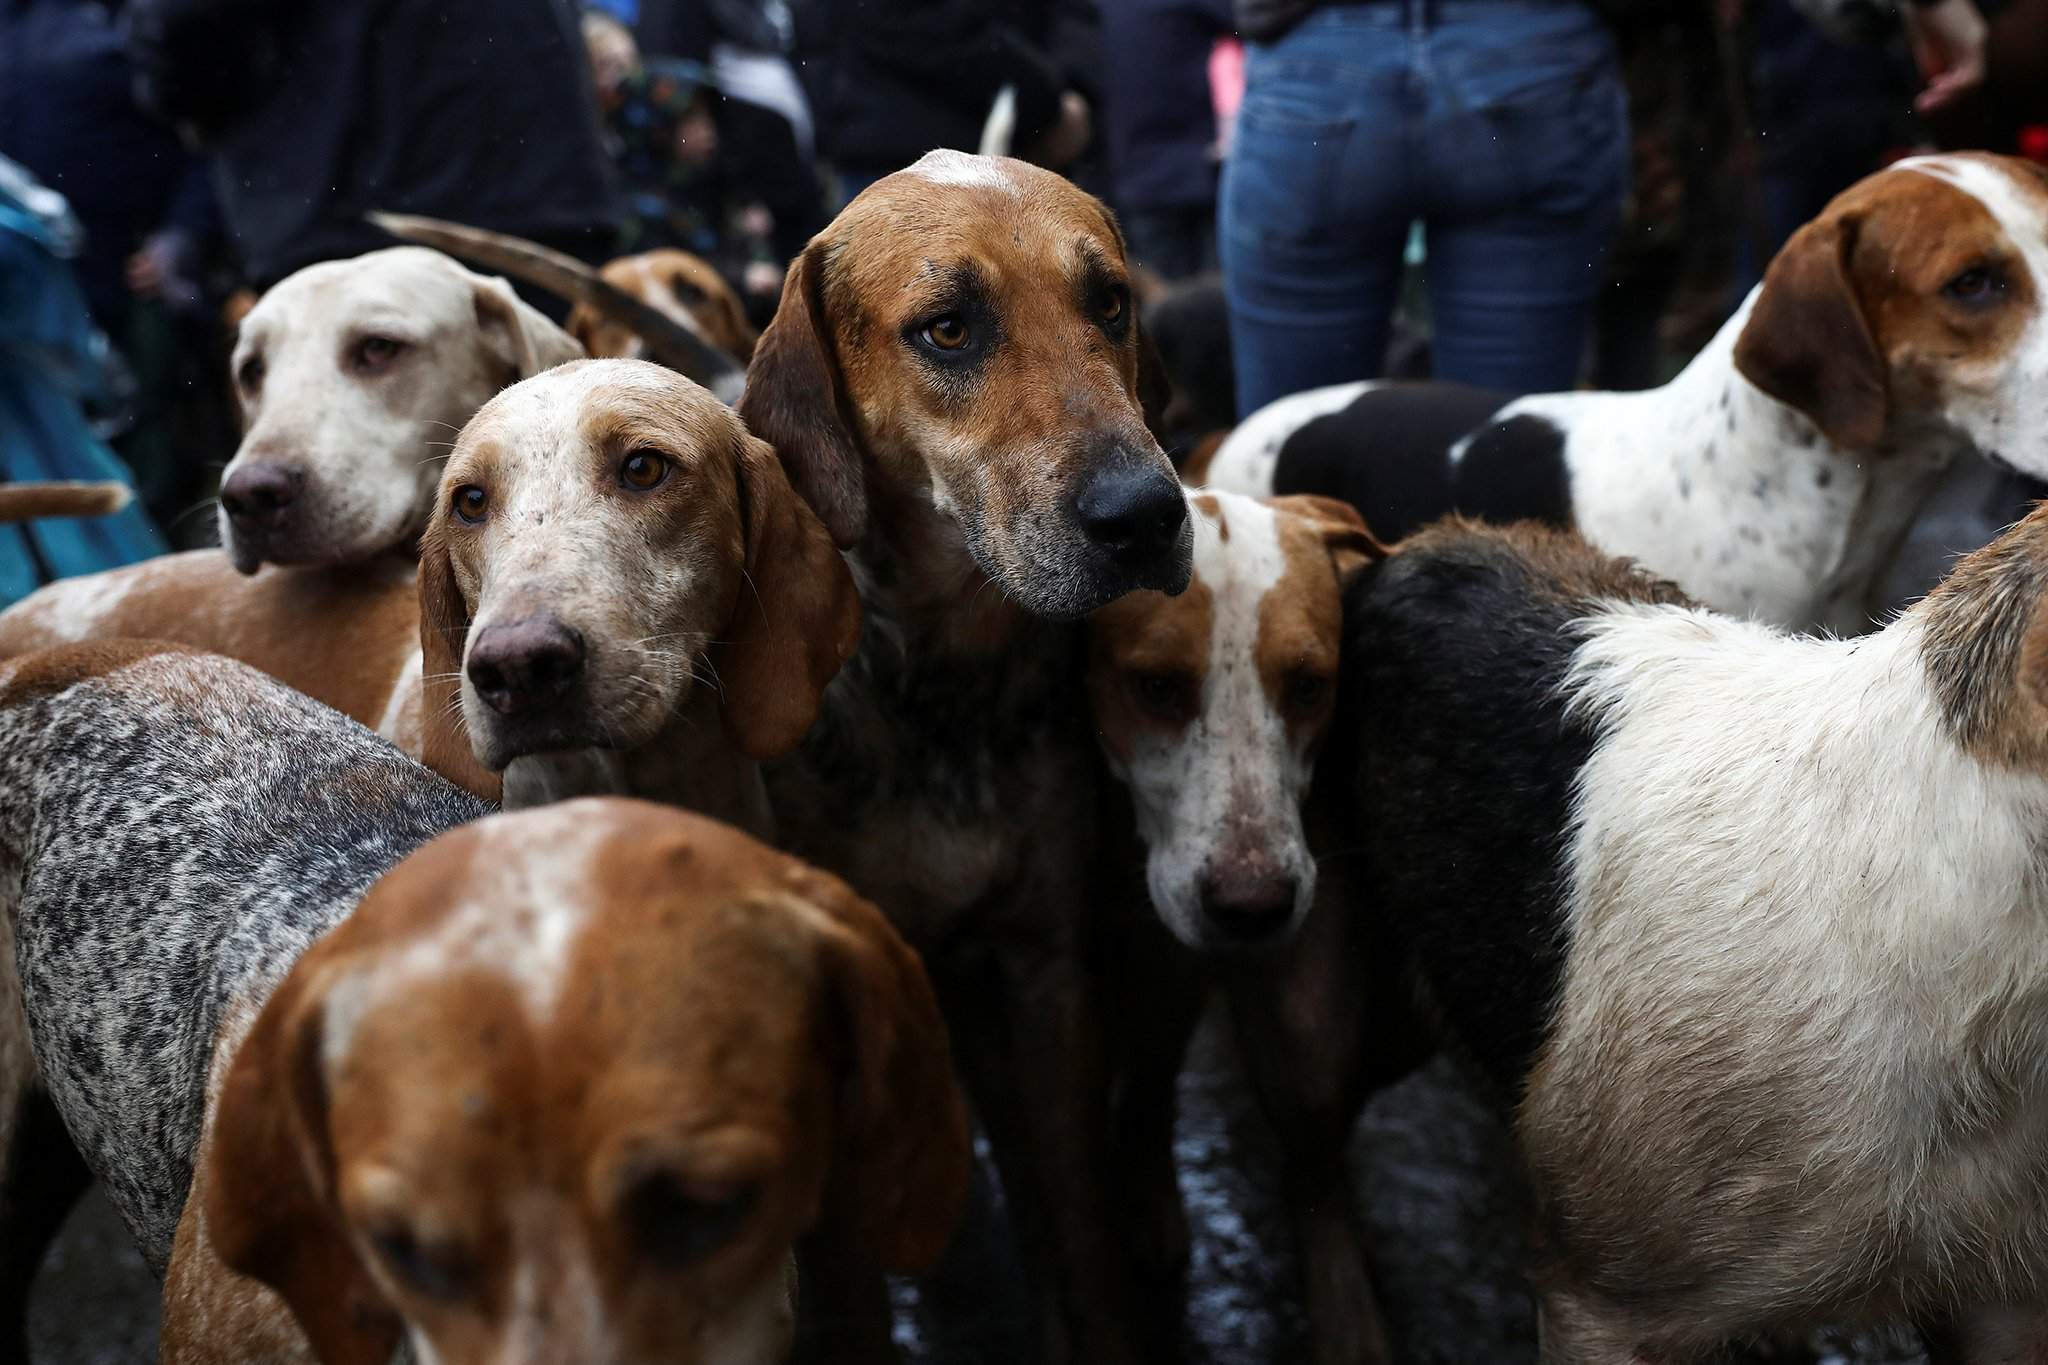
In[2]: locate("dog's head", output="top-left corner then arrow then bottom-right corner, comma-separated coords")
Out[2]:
202,800 -> 969,1365
1089,492 -> 1382,950
223,247 -> 583,574
739,151 -> 1190,619
1735,153 -> 2048,471
416,359 -> 859,776
568,250 -> 760,365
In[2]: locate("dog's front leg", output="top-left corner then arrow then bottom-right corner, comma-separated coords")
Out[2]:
1924,1306 -> 2048,1365
937,902 -> 1160,1365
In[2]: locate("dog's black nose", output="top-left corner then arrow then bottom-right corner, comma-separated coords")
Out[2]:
1198,871 -> 1299,945
218,462 -> 301,532
1074,463 -> 1188,566
466,617 -> 586,715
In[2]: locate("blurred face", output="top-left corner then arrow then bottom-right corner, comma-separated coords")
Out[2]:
309,819 -> 840,1365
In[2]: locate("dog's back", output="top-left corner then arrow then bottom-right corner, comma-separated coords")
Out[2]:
1341,521 -> 1684,1087
0,643 -> 485,1268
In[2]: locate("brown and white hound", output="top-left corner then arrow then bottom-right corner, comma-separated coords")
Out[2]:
1208,152 -> 2048,634
0,361 -> 857,823
0,639 -> 967,1364
568,249 -> 761,365
738,149 -> 1190,1364
1087,489 -> 1402,1365
218,246 -> 582,573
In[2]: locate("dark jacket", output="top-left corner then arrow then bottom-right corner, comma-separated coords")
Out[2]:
1101,0 -> 1232,212
0,0 -> 212,327
794,0 -> 1100,176
128,0 -> 621,285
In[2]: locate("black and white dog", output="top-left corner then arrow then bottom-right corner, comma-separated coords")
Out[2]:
1342,504 -> 2048,1359
1203,153 -> 2048,634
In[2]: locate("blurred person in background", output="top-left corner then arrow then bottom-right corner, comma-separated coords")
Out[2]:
0,0 -> 232,536
126,0 -> 621,314
0,156 -> 168,607
1098,0 -> 1234,280
1219,0 -> 1632,414
791,0 -> 1102,206
589,1 -> 825,324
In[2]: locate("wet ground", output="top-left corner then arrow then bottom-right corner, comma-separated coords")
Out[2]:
29,1011 -> 1928,1365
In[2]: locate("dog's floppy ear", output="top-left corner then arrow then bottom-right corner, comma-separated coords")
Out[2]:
1733,214 -> 1888,451
415,523 -> 501,802
685,263 -> 760,363
793,868 -> 970,1274
719,433 -> 861,760
738,244 -> 867,549
1137,320 -> 1175,450
203,957 -> 401,1365
472,274 -> 587,381
563,301 -> 608,357
1269,494 -> 1392,587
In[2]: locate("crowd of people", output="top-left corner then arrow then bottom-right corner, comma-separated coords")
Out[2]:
3,0 -> 2044,604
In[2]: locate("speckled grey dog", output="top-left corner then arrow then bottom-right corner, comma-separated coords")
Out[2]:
0,641 -> 486,1357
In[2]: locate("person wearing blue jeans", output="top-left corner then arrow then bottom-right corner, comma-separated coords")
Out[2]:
1220,0 -> 1629,415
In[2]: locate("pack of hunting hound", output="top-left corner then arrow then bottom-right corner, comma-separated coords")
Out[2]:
5,149 -> 2048,1365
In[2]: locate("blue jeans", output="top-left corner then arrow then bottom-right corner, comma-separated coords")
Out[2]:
1219,1 -> 1629,413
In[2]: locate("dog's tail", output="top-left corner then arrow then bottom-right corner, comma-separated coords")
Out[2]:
368,212 -> 748,405
0,482 -> 134,522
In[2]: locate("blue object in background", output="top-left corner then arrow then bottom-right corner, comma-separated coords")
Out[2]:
0,157 -> 167,608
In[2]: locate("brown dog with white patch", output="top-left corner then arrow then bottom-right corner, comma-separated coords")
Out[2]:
0,360 -> 857,821
569,249 -> 761,364
169,799 -> 967,1365
738,150 -> 1190,1363
0,632 -> 966,1364
1088,489 -> 1401,1365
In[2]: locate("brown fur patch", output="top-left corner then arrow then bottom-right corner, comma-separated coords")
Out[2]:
568,250 -> 758,363
1917,501 -> 2048,770
1396,517 -> 1691,611
197,802 -> 969,1361
0,554 -> 421,738
1736,154 -> 2042,450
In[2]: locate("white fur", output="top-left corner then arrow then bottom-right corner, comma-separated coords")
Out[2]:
224,246 -> 580,569
903,148 -> 1018,194
1535,600 -> 2048,1349
1895,155 -> 2048,480
12,559 -> 142,638
1204,382 -> 1376,500
1105,492 -> 1319,949
324,809 -> 601,1065
452,361 -> 716,777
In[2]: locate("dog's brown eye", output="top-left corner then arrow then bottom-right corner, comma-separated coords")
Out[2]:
355,336 -> 407,371
620,451 -> 670,490
1286,671 -> 1329,712
1131,670 -> 1195,723
1101,291 -> 1124,324
370,1226 -> 471,1301
624,1171 -> 757,1267
452,485 -> 488,524
236,356 -> 265,392
923,315 -> 970,350
1943,265 -> 2003,305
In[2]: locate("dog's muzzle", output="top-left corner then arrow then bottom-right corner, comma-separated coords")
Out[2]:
1071,456 -> 1193,596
